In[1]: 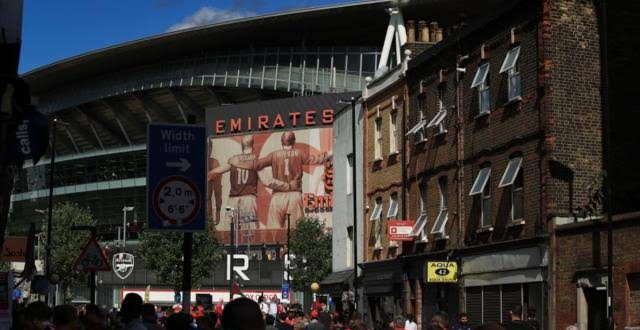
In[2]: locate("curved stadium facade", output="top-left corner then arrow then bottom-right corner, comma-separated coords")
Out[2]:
11,0 -> 507,306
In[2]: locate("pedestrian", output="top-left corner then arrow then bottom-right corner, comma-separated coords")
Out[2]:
427,311 -> 449,330
269,295 -> 279,320
306,309 -> 325,330
525,308 -> 539,330
475,322 -> 505,330
259,295 -> 270,316
276,312 -> 293,330
142,303 -> 163,330
166,313 -> 191,330
215,298 -> 224,316
503,304 -> 534,330
450,313 -> 471,330
23,301 -> 52,330
120,293 -> 147,330
404,314 -> 417,330
52,305 -> 82,330
82,304 -> 106,330
221,297 -> 266,330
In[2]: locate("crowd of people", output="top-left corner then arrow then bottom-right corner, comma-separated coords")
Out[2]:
12,294 -> 540,330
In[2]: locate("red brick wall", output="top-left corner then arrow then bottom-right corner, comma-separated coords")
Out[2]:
363,79 -> 408,261
553,216 -> 640,328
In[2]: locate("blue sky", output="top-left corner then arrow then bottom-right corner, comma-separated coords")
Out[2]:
19,0 -> 352,74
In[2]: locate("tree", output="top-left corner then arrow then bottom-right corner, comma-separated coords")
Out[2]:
45,201 -> 96,303
289,217 -> 332,292
138,229 -> 223,291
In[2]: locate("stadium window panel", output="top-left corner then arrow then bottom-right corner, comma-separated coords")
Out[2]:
387,194 -> 398,219
499,46 -> 521,74
471,63 -> 490,88
470,167 -> 492,196
370,197 -> 382,221
498,157 -> 523,188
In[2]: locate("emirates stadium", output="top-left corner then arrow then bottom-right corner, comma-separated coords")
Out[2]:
11,0 -> 509,307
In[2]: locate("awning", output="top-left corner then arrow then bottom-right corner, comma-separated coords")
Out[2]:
320,270 -> 355,296
360,259 -> 403,296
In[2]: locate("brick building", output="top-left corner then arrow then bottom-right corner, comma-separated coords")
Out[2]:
354,0 -> 639,328
359,50 -> 410,324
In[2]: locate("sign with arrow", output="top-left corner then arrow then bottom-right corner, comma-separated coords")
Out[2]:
147,123 -> 205,231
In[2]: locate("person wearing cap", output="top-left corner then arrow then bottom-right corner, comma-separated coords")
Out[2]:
172,304 -> 183,314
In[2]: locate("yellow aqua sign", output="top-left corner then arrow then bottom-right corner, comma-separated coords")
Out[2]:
426,261 -> 458,283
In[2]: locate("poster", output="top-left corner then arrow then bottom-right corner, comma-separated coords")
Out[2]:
206,94 -> 347,244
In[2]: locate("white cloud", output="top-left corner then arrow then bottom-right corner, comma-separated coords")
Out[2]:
167,6 -> 252,32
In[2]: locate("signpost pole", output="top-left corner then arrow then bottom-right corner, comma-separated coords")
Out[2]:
90,271 -> 96,305
181,115 -> 196,313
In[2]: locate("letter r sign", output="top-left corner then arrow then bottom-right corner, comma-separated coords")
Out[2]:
226,254 -> 250,281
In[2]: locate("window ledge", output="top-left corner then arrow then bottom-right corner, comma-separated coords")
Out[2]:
388,151 -> 399,157
476,226 -> 494,234
414,138 -> 428,146
474,111 -> 490,120
434,130 -> 448,137
507,219 -> 525,227
433,234 -> 450,241
373,246 -> 383,251
373,157 -> 383,163
503,96 -> 522,107
388,243 -> 399,249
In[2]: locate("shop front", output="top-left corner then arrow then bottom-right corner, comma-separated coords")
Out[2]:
460,246 -> 548,329
360,259 -> 403,327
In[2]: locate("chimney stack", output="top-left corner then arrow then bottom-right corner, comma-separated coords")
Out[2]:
407,20 -> 416,43
429,22 -> 439,43
418,20 -> 429,42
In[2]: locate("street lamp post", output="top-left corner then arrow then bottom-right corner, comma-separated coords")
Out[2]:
122,206 -> 134,251
45,117 -> 69,306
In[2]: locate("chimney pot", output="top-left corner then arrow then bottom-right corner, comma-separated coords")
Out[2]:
407,20 -> 416,43
429,22 -> 439,43
418,20 -> 429,43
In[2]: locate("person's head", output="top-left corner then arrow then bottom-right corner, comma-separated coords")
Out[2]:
406,314 -> 414,323
166,313 -> 191,330
429,311 -> 449,330
241,135 -> 254,153
142,303 -> 157,323
458,312 -> 469,325
281,131 -> 296,147
121,293 -> 144,323
172,303 -> 183,314
24,301 -> 51,330
84,304 -> 105,326
266,314 -> 276,326
527,307 -> 536,320
52,305 -> 79,330
258,295 -> 265,303
197,315 -> 215,330
309,309 -> 319,320
318,312 -> 332,329
509,304 -> 523,321
221,297 -> 265,330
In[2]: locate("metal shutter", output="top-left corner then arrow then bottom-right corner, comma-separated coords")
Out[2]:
465,287 -> 482,327
483,285 -> 501,323
501,284 -> 522,322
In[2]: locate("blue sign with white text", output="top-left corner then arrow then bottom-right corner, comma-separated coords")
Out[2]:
147,124 -> 206,231
281,283 -> 290,301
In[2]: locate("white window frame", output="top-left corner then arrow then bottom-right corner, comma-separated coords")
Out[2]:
500,46 -> 522,102
426,109 -> 447,135
470,167 -> 491,196
411,213 -> 428,242
370,198 -> 382,221
431,178 -> 449,236
374,117 -> 382,160
472,63 -> 491,115
480,177 -> 492,228
387,194 -> 398,219
511,170 -> 524,222
389,110 -> 398,154
346,226 -> 353,267
498,157 -> 522,188
373,220 -> 382,249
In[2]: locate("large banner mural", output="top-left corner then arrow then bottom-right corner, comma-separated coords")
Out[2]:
206,94 -> 348,244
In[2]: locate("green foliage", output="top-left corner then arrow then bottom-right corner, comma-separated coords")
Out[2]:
138,229 -> 223,291
45,201 -> 97,302
289,217 -> 332,292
